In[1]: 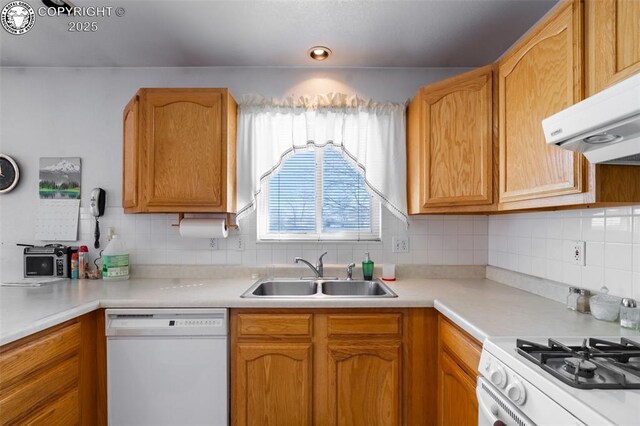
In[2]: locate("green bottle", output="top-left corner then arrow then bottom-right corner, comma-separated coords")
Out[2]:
362,252 -> 374,281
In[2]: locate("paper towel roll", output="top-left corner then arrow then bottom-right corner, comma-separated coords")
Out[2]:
179,218 -> 229,239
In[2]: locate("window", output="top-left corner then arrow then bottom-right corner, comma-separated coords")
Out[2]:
258,146 -> 381,241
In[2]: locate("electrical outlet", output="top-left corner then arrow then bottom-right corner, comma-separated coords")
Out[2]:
392,237 -> 409,253
209,239 -> 218,250
572,240 -> 586,266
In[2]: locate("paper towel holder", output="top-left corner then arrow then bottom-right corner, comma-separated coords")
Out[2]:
171,213 -> 239,230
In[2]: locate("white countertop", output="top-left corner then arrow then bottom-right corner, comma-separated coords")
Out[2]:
1,276 -> 638,346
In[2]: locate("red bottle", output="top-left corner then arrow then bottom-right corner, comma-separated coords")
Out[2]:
79,245 -> 89,279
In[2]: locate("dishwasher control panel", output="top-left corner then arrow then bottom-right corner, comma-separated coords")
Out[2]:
105,309 -> 228,337
169,319 -> 223,327
110,318 -> 223,328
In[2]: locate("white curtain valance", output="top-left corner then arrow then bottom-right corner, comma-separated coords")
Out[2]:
236,92 -> 408,226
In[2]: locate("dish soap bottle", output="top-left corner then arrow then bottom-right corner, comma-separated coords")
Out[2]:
362,252 -> 374,281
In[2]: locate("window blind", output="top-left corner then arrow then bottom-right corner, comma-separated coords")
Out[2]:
261,147 -> 380,241
322,148 -> 372,232
268,150 -> 316,233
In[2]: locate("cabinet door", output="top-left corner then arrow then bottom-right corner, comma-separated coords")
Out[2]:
325,342 -> 401,426
587,0 -> 640,95
122,95 -> 139,210
141,89 -> 227,211
233,343 -> 313,426
422,66 -> 494,208
437,350 -> 477,426
499,1 -> 585,203
0,313 -> 99,425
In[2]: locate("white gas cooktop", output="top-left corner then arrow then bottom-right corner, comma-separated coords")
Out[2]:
483,336 -> 640,426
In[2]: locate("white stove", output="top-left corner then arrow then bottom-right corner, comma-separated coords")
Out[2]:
478,336 -> 640,426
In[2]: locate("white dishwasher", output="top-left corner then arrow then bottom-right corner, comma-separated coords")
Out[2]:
106,308 -> 228,426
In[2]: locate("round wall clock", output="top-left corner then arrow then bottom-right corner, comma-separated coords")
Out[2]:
0,154 -> 20,194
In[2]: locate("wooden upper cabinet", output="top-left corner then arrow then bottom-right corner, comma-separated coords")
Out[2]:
122,95 -> 139,210
498,0 -> 585,204
496,0 -> 640,210
407,65 -> 496,214
586,0 -> 640,96
123,88 -> 237,213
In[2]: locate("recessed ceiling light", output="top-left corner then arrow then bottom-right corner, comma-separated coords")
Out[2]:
308,46 -> 331,61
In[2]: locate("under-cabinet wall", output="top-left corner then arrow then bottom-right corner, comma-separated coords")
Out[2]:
488,206 -> 640,299
0,207 -> 490,281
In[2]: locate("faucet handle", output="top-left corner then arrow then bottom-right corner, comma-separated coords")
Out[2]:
346,263 -> 356,280
317,252 -> 328,267
316,252 -> 328,278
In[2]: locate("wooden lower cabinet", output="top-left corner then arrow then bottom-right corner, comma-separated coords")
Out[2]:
438,350 -> 478,426
437,315 -> 482,426
231,308 -> 437,426
326,342 -> 401,426
234,343 -> 313,426
0,311 -> 103,426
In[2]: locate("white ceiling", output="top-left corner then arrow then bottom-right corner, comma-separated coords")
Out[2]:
0,0 -> 558,67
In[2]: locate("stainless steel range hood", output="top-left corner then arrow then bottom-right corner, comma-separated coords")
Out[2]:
542,72 -> 640,165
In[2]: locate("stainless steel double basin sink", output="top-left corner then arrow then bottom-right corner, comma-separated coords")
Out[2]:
241,278 -> 397,298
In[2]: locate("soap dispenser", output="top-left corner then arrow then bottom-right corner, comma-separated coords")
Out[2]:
362,252 -> 374,281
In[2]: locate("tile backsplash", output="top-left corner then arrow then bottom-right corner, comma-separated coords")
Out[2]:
74,208 -> 488,269
488,206 -> 640,299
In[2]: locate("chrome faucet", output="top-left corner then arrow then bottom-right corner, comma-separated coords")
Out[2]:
294,252 -> 328,278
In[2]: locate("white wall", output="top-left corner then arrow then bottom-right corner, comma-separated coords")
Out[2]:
488,207 -> 640,300
0,66 -> 491,280
4,67 -> 637,298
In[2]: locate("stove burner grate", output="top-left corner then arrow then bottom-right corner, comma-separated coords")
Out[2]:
516,338 -> 640,390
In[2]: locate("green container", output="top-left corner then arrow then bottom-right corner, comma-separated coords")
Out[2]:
362,252 -> 374,281
102,235 -> 130,281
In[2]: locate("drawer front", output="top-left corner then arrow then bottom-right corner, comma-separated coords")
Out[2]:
236,314 -> 312,338
0,355 -> 79,425
22,389 -> 80,426
327,314 -> 402,337
439,317 -> 481,375
0,322 -> 81,390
